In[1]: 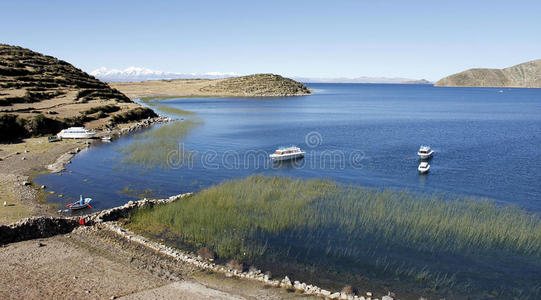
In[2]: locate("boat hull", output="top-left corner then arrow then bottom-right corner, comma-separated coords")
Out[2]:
417,150 -> 434,160
57,132 -> 95,139
69,203 -> 91,210
418,166 -> 430,173
270,152 -> 305,161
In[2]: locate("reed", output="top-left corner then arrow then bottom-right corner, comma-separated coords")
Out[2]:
119,120 -> 199,169
128,175 -> 541,297
140,98 -> 195,116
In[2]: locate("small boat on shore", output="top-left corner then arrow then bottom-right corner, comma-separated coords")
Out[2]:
418,162 -> 430,174
66,195 -> 92,210
417,145 -> 434,160
269,146 -> 305,161
101,136 -> 112,142
48,136 -> 61,143
57,127 -> 96,139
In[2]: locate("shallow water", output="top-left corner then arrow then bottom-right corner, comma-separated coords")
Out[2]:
36,83 -> 541,211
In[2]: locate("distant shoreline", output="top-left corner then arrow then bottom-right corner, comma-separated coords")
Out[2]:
110,74 -> 311,100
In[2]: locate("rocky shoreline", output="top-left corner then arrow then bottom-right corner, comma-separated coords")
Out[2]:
46,115 -> 172,173
0,194 -> 394,300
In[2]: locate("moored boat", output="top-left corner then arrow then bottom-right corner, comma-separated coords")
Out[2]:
418,161 -> 430,173
269,146 -> 305,161
417,145 -> 434,160
57,127 -> 96,139
67,195 -> 92,210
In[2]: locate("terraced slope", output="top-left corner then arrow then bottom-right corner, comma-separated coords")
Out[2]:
0,44 -> 155,141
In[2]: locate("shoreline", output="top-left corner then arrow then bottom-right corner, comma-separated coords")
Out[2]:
1,194 -> 389,300
0,96 -> 406,299
0,114 -> 172,224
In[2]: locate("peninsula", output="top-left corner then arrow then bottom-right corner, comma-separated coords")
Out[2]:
435,59 -> 541,88
110,74 -> 311,99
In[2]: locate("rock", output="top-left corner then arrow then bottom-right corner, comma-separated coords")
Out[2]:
382,296 -> 393,300
3,201 -> 6,207
37,242 -> 45,247
40,185 -> 46,189
22,181 -> 31,186
85,290 -> 91,294
21,157 -> 25,160
329,292 -> 341,299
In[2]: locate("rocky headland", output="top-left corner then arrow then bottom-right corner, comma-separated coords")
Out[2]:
435,59 -> 541,88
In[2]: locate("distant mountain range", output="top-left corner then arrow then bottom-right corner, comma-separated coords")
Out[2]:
90,67 -> 432,84
435,59 -> 541,88
292,76 -> 432,84
90,67 -> 238,82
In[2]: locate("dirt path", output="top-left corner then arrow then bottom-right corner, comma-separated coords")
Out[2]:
0,226 -> 316,299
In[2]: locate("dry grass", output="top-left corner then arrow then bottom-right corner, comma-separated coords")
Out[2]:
111,74 -> 310,99
0,180 -> 31,224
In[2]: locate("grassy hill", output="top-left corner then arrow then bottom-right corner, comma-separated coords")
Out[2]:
110,74 -> 311,99
0,44 -> 155,141
435,59 -> 541,88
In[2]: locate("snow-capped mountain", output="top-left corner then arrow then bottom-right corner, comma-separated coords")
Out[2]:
89,67 -> 238,82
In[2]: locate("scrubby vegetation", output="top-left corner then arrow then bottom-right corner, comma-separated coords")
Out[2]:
199,74 -> 310,96
0,114 -> 27,141
0,113 -> 66,141
128,176 -> 541,299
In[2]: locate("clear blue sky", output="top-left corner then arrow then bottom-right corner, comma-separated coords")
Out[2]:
1,0 -> 540,81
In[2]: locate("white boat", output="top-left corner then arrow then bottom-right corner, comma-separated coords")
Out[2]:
101,136 -> 112,142
57,127 -> 96,139
418,161 -> 430,173
269,146 -> 305,161
417,145 -> 434,159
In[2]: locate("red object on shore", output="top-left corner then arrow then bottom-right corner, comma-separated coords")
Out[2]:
79,218 -> 85,226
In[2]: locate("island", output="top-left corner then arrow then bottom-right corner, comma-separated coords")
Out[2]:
435,59 -> 541,88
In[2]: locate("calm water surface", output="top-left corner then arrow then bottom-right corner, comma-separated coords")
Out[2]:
35,83 -> 541,298
37,83 -> 541,211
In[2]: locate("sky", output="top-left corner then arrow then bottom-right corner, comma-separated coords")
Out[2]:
1,0 -> 540,81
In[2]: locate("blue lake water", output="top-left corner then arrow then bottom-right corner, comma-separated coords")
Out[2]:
37,83 -> 541,212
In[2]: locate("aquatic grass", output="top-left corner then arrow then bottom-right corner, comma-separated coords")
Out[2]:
119,120 -> 200,169
151,104 -> 195,116
128,175 -> 541,298
140,97 -> 195,116
117,186 -> 156,199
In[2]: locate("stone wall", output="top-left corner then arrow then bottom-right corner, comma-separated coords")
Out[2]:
0,193 -> 191,246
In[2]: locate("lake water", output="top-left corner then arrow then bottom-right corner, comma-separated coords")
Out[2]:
35,83 -> 541,299
37,83 -> 541,212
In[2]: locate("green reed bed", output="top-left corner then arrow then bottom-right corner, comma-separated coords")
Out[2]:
128,175 -> 541,298
119,120 -> 200,169
140,98 -> 195,116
